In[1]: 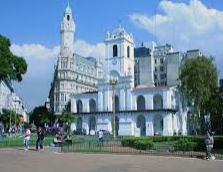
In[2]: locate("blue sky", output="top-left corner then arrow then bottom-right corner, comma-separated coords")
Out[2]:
0,0 -> 223,111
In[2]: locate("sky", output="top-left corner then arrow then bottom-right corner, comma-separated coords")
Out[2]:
0,0 -> 223,111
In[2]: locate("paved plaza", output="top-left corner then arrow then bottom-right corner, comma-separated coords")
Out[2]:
0,148 -> 222,172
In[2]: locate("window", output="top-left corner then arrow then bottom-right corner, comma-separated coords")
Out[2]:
127,46 -> 130,58
160,66 -> 164,72
137,96 -> 146,110
155,67 -> 157,72
154,74 -> 157,80
155,59 -> 157,64
160,74 -> 166,79
89,99 -> 97,112
160,58 -> 164,64
77,100 -> 83,113
67,15 -> 70,21
153,94 -> 163,109
113,45 -> 118,57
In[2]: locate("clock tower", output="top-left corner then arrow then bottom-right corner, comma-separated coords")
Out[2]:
104,26 -> 135,86
60,3 -> 75,57
54,3 -> 76,114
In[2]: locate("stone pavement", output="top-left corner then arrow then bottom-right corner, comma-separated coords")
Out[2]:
0,148 -> 222,172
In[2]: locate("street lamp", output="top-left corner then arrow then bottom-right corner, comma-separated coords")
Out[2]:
109,76 -> 118,139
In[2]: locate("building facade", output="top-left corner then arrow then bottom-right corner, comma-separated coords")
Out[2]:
48,4 -> 207,136
49,5 -> 103,115
134,45 -> 202,88
70,27 -> 188,136
0,80 -> 28,121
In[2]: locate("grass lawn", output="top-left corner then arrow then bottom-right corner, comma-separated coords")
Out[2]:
0,135 -> 54,148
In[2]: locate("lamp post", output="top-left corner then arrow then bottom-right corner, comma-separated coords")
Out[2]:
109,77 -> 117,139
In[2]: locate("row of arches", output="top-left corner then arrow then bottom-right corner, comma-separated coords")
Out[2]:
137,94 -> 163,110
113,45 -> 130,58
76,94 -> 163,113
76,114 -> 163,136
77,99 -> 96,113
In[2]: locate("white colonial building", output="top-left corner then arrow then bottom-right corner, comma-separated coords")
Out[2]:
0,80 -> 28,122
70,26 -> 188,136
47,4 -> 204,136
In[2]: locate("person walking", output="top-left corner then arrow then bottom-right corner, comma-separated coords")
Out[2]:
24,127 -> 31,151
98,130 -> 104,146
205,131 -> 215,160
36,127 -> 45,151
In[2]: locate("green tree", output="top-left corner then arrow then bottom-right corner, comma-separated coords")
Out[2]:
205,87 -> 223,134
0,35 -> 27,82
29,106 -> 55,127
58,104 -> 75,136
179,56 -> 218,134
0,109 -> 21,129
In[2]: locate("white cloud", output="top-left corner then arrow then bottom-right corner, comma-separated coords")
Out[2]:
130,0 -> 223,77
10,40 -> 105,110
74,40 -> 105,60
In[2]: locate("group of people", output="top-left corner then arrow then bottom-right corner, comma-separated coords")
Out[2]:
23,126 -> 45,151
23,126 -> 65,151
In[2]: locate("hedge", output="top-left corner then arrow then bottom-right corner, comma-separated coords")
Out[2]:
121,136 -> 223,151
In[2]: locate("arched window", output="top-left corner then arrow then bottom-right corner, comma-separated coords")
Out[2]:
77,117 -> 82,131
127,46 -> 130,58
115,96 -> 119,111
137,115 -> 146,136
154,115 -> 163,136
153,94 -> 163,110
67,15 -> 70,21
113,45 -> 118,57
89,99 -> 96,112
89,116 -> 96,134
76,100 -> 83,113
137,95 -> 146,110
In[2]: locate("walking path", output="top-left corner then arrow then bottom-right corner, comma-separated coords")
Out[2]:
0,148 -> 222,172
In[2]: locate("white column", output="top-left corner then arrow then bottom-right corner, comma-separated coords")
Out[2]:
70,98 -> 76,113
98,91 -> 103,111
120,89 -> 126,111
163,113 -> 173,136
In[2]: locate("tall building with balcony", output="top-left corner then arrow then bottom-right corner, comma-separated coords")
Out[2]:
49,4 -> 103,115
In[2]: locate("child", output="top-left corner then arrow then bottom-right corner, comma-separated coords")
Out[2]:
24,127 -> 31,151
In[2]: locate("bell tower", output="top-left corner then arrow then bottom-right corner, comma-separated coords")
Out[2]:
54,2 -> 76,114
60,2 -> 75,57
104,26 -> 135,81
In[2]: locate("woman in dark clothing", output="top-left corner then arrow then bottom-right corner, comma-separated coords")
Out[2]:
36,127 -> 44,151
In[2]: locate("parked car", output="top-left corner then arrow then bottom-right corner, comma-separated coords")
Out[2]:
73,129 -> 86,135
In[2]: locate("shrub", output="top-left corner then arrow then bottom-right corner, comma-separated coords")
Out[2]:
121,136 -> 208,151
214,136 -> 223,149
134,140 -> 154,150
121,137 -> 154,150
173,138 -> 205,151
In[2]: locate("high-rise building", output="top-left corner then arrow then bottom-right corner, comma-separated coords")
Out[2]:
49,4 -> 103,115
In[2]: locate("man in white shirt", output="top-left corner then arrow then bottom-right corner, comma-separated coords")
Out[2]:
24,128 -> 31,151
98,130 -> 104,146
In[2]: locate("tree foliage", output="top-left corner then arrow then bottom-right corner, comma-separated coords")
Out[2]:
179,56 -> 218,133
0,109 -> 22,129
29,106 -> 55,127
205,87 -> 223,134
180,56 -> 218,110
0,35 -> 27,82
58,105 -> 75,135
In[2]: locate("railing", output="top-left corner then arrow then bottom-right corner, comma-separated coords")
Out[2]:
61,137 -> 223,159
